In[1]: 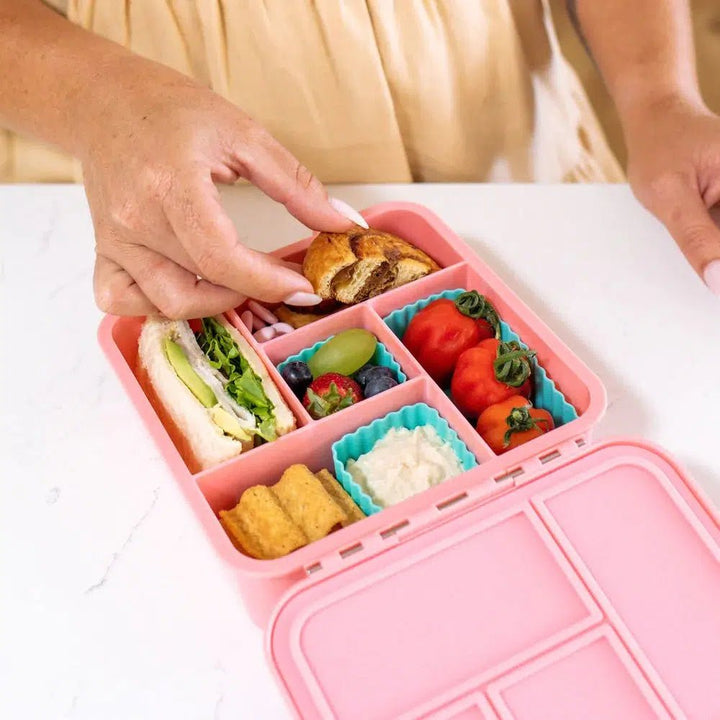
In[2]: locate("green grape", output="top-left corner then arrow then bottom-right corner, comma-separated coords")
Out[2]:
308,329 -> 377,378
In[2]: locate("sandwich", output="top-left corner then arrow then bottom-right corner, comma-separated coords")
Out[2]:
137,315 -> 295,472
303,227 -> 440,304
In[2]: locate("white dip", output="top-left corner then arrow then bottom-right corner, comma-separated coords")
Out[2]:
346,425 -> 463,508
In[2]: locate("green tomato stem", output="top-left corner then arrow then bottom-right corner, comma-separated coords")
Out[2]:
454,291 -> 501,338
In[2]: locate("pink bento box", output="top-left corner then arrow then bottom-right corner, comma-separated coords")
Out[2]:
99,203 -> 720,719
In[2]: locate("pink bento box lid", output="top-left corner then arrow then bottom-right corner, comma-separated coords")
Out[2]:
267,439 -> 720,719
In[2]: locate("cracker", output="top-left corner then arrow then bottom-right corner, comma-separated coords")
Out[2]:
315,468 -> 365,526
272,465 -> 346,542
220,486 -> 307,560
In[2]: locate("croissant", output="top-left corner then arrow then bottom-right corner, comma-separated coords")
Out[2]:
303,227 -> 440,304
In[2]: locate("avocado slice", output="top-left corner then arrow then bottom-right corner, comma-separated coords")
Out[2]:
210,406 -> 253,442
163,338 -> 217,408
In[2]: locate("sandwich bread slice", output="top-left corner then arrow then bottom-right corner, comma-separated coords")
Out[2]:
138,315 -> 295,472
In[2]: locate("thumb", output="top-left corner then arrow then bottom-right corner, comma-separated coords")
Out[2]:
237,126 -> 368,232
654,180 -> 720,295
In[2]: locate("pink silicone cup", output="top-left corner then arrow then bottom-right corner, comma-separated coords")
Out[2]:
97,202 -> 606,626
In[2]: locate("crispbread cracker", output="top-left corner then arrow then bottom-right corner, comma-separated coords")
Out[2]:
272,465 -> 346,542
220,486 -> 307,560
219,466 -> 365,559
315,468 -> 365,526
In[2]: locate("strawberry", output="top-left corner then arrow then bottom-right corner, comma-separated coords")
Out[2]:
303,373 -> 363,419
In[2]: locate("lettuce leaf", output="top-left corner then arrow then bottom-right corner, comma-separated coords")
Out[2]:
196,318 -> 277,441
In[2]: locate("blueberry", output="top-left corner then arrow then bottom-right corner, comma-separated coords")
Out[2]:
281,361 -> 313,398
364,375 -> 399,398
355,364 -> 394,389
353,363 -> 375,388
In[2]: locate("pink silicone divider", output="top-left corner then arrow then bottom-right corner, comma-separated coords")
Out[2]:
486,626 -> 669,719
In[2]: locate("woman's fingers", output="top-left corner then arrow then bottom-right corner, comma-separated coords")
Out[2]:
650,175 -> 720,291
94,255 -> 158,316
164,177 -> 322,304
236,125 -> 365,232
281,260 -> 304,274
115,244 -> 245,319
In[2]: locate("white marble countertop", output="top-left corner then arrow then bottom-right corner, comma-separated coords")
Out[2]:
2,183 -> 719,720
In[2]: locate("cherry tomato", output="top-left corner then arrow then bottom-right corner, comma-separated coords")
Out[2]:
476,396 -> 554,454
402,291 -> 499,385
450,338 -> 534,417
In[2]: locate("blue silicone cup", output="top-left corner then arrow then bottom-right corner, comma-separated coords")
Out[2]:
277,337 -> 407,384
331,402 -> 478,516
384,289 -> 578,427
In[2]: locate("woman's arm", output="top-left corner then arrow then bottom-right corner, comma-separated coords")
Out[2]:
571,0 -> 720,295
0,0 -> 355,317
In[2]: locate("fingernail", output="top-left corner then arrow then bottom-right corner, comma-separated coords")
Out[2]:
329,197 -> 369,229
283,291 -> 323,306
703,259 -> 720,296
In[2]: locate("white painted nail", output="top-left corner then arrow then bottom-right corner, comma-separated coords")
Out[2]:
240,310 -> 254,331
329,197 -> 369,229
271,322 -> 294,335
283,291 -> 323,306
703,259 -> 720,297
248,300 -> 279,325
252,314 -> 267,330
253,326 -> 276,342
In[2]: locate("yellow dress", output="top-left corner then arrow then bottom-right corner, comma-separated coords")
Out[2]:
0,0 -> 623,183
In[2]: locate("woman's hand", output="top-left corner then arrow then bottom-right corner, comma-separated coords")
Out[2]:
624,97 -> 720,294
571,0 -> 720,296
83,72 -> 360,318
0,1 -> 363,318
